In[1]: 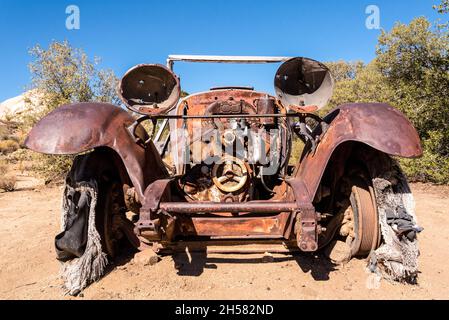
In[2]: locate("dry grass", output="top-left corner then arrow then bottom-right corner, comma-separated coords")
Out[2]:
0,140 -> 20,155
0,159 -> 17,192
0,174 -> 16,192
289,136 -> 305,165
0,161 -> 7,176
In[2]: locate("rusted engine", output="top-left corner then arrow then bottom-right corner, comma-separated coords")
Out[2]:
25,55 -> 423,295
178,94 -> 287,203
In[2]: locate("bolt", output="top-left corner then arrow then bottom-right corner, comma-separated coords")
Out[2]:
201,165 -> 210,175
317,226 -> 327,234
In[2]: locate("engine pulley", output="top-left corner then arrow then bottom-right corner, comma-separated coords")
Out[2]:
212,156 -> 249,193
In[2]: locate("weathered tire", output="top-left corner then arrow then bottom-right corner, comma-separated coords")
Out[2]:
56,150 -> 126,260
348,176 -> 379,257
56,149 -> 131,295
345,148 -> 421,282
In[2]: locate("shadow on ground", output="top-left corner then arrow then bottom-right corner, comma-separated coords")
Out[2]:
171,249 -> 338,280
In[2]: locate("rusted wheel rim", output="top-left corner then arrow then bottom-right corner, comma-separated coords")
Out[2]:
102,184 -> 117,257
349,177 -> 379,256
101,182 -> 125,258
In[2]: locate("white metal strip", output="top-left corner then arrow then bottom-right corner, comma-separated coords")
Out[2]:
167,55 -> 292,69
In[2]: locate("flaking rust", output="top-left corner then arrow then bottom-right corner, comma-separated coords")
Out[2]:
25,55 -> 423,292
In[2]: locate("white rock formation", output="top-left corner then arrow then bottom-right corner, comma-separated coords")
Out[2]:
0,90 -> 44,121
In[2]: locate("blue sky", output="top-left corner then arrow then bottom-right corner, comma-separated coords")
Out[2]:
0,0 -> 445,101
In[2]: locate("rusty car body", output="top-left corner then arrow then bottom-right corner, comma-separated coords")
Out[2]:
25,55 -> 423,293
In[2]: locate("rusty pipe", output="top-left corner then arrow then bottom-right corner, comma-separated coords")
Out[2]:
159,201 -> 298,214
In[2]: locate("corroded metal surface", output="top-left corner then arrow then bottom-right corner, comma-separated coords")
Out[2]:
157,240 -> 300,254
159,201 -> 297,214
296,103 -> 422,202
118,64 -> 180,115
24,102 -> 168,200
349,177 -> 379,256
178,89 -> 279,130
24,57 -> 423,257
177,212 -> 291,238
274,57 -> 334,111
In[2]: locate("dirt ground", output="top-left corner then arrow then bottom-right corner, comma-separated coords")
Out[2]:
0,174 -> 448,300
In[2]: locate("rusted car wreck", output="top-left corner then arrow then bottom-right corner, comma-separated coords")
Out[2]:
25,55 -> 423,294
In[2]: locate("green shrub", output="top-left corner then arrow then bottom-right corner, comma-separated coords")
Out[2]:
5,148 -> 33,163
322,16 -> 449,184
32,154 -> 74,183
289,137 -> 305,165
21,40 -> 119,181
399,134 -> 449,184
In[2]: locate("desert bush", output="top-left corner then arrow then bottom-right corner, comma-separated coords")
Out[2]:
0,174 -> 17,192
289,136 -> 305,165
323,15 -> 449,184
22,40 -> 120,182
5,149 -> 72,182
434,0 -> 449,13
7,135 -> 20,143
0,134 -> 20,143
0,161 -> 7,176
5,148 -> 33,163
375,17 -> 449,183
0,125 -> 9,141
32,154 -> 74,183
0,140 -> 20,155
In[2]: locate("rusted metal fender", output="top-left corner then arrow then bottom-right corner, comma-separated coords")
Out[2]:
24,102 -> 168,200
295,103 -> 422,201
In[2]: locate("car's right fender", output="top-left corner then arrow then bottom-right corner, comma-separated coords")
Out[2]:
294,103 -> 422,202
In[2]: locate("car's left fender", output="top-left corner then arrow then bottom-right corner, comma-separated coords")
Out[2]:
24,102 -> 168,200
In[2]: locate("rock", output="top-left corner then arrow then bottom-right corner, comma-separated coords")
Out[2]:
133,250 -> 160,266
262,252 -> 274,263
324,240 -> 351,264
0,90 -> 45,122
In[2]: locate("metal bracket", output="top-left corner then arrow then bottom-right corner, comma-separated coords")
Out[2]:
295,205 -> 318,252
135,179 -> 172,237
126,115 -> 157,147
286,178 -> 319,252
292,113 -> 326,154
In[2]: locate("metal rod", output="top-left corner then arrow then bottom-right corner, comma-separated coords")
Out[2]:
159,240 -> 300,254
154,118 -> 168,142
167,55 -> 292,69
143,113 -> 308,120
159,201 -> 298,214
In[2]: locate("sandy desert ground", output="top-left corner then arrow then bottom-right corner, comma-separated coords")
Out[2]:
0,175 -> 448,300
